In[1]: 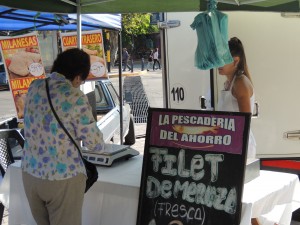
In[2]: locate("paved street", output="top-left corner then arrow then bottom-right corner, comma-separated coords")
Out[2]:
0,89 -> 16,121
109,67 -> 164,154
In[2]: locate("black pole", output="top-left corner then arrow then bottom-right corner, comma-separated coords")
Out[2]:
130,58 -> 133,72
210,69 -> 215,110
141,57 -> 144,71
161,13 -> 169,108
118,30 -> 124,144
107,62 -> 111,73
131,35 -> 134,72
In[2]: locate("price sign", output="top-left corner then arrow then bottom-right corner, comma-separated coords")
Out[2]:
29,63 -> 44,76
90,61 -> 105,77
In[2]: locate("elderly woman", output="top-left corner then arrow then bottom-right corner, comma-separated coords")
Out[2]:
22,48 -> 104,225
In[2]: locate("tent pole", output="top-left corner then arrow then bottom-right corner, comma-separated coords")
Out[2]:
76,0 -> 82,49
118,30 -> 124,144
77,0 -> 88,94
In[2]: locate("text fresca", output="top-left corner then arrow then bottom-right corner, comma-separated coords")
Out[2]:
146,147 -> 237,223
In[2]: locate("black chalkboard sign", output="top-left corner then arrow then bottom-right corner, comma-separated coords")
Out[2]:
136,108 -> 251,225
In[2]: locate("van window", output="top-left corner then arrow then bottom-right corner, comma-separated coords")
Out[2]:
0,56 -> 6,84
95,85 -> 108,107
106,83 -> 119,105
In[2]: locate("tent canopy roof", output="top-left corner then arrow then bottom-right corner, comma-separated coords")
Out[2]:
1,0 -> 300,14
0,6 -> 121,35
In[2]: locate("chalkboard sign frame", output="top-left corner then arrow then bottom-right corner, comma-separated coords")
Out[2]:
136,108 -> 251,225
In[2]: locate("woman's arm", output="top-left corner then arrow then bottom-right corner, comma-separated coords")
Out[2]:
72,93 -> 105,152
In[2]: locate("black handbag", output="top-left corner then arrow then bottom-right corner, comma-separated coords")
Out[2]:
45,78 -> 98,193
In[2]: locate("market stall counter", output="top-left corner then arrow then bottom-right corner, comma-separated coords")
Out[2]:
0,155 -> 299,225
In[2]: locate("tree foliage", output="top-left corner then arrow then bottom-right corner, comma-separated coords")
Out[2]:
108,13 -> 158,66
122,13 -> 158,49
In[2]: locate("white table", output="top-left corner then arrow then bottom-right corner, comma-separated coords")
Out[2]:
0,156 -> 299,225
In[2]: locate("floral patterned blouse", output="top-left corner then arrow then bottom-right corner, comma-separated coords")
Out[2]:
22,72 -> 104,180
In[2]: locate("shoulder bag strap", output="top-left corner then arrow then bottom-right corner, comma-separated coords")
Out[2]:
45,78 -> 84,160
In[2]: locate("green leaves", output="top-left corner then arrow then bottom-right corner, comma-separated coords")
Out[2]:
122,13 -> 158,36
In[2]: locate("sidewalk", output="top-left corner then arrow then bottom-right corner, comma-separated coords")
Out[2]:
107,59 -> 148,78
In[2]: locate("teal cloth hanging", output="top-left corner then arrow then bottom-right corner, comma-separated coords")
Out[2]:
190,0 -> 233,70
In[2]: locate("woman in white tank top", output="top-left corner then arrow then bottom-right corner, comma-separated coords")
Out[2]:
217,37 -> 256,159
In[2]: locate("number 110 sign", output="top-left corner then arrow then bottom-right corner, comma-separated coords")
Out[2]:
170,83 -> 185,105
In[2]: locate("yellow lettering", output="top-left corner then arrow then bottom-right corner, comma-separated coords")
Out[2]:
10,79 -> 20,90
10,77 -> 37,90
28,36 -> 38,46
0,40 -> 10,50
0,36 -> 38,50
62,36 -> 77,47
82,33 -> 102,45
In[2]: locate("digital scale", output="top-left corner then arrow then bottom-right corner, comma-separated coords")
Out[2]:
82,143 -> 140,166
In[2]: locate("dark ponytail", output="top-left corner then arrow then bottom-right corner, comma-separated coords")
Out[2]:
228,37 -> 252,83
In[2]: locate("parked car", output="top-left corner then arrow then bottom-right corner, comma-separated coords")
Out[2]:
93,79 -> 136,145
0,61 -> 9,91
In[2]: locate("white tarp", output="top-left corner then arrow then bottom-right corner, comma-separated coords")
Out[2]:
69,14 -> 121,30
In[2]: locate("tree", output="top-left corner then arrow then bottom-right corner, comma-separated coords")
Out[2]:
108,30 -> 119,67
121,13 -> 158,58
108,13 -> 158,66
